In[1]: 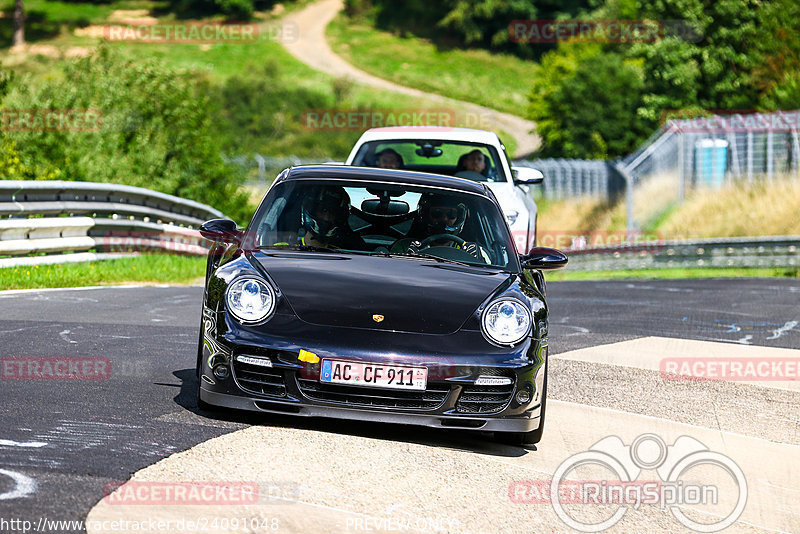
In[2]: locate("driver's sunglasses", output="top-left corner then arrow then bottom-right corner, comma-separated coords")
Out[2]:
430,207 -> 458,220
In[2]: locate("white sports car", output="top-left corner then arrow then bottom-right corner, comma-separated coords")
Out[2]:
345,127 -> 543,252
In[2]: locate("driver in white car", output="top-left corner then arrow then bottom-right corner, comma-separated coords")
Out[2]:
390,193 -> 490,262
454,149 -> 488,180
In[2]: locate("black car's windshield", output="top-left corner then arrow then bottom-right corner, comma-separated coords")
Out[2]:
252,180 -> 517,270
351,140 -> 507,182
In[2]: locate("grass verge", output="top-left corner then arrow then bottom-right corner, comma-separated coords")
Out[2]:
546,267 -> 800,282
327,14 -> 536,116
0,254 -> 206,290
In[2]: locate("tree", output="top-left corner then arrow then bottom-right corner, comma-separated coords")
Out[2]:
2,47 -> 250,219
529,44 -> 650,159
13,0 -> 24,47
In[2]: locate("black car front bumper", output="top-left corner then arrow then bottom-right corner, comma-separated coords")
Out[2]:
200,387 -> 542,432
198,325 -> 547,434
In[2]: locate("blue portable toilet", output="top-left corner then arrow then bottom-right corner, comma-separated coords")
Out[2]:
695,139 -> 728,188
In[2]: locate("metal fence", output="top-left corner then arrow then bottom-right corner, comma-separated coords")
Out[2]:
565,235 -> 800,271
512,110 -> 800,235
618,110 -> 800,233
511,159 -> 626,199
0,181 -> 222,268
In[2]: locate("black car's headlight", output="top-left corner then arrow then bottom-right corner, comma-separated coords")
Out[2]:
225,277 -> 276,323
481,298 -> 532,346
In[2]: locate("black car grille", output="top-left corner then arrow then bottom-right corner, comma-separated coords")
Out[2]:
232,359 -> 287,397
456,373 -> 515,414
296,379 -> 450,410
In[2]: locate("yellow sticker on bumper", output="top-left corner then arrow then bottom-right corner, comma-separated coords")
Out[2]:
298,349 -> 320,364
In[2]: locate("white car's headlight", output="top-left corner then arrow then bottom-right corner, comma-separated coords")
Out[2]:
481,298 -> 532,345
226,277 -> 276,323
505,210 -> 519,226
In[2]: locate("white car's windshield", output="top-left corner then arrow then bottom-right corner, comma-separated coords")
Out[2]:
252,180 -> 517,270
351,140 -> 507,182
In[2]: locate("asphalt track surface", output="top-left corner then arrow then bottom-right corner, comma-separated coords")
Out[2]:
0,279 -> 798,533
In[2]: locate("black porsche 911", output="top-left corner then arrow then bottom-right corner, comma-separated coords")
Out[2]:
196,165 -> 566,445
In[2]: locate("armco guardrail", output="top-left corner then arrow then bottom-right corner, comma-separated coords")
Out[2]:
564,235 -> 800,271
0,181 -> 223,268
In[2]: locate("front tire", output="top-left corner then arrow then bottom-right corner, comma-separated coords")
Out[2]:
195,316 -> 217,412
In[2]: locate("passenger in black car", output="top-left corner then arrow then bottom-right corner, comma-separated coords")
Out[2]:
298,186 -> 366,250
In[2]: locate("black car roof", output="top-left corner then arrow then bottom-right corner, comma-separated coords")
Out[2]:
277,165 -> 489,196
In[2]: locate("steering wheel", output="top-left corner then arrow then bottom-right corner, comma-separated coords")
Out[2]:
419,233 -> 466,248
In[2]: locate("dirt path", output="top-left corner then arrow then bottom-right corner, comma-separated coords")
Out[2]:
279,0 -> 540,158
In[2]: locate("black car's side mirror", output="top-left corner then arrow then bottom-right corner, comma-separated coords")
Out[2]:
199,218 -> 242,244
520,247 -> 568,270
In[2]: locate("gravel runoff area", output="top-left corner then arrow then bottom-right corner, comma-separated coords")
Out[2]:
86,336 -> 800,533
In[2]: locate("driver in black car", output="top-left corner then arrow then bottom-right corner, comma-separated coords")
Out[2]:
390,193 -> 490,262
296,186 -> 366,250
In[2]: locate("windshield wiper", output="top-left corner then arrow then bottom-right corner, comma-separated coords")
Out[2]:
395,251 -> 479,267
262,244 -> 342,253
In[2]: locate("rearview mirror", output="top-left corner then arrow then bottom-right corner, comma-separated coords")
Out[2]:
415,142 -> 443,158
512,167 -> 544,185
520,247 -> 568,270
361,199 -> 410,215
199,218 -> 242,244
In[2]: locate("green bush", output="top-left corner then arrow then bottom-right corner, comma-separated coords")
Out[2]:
529,45 -> 650,159
2,47 -> 250,221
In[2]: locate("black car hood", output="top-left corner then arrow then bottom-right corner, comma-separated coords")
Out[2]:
251,251 -> 511,334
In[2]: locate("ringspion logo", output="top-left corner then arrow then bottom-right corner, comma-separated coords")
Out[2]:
511,434 -> 747,532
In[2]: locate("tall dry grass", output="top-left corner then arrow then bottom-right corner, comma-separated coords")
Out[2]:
536,174 -> 800,240
660,176 -> 800,238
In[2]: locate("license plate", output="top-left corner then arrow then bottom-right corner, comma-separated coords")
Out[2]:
320,360 -> 427,390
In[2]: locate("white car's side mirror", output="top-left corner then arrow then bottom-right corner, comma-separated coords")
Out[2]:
512,167 -> 544,185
